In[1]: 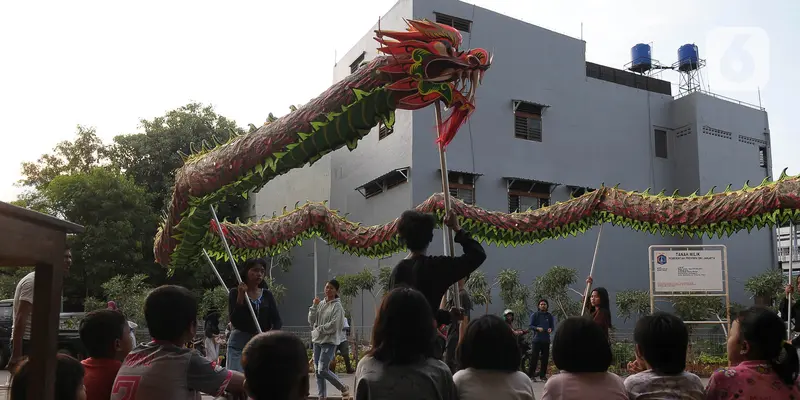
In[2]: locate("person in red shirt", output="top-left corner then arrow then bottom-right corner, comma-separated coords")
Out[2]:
79,309 -> 134,400
584,277 -> 612,339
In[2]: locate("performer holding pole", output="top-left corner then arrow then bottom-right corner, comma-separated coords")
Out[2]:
434,101 -> 461,309
209,204 -> 261,332
581,225 -> 604,316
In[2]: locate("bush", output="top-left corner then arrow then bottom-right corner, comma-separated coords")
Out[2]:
199,286 -> 229,327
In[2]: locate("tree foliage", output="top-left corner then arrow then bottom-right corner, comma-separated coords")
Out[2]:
83,274 -> 152,326
465,271 -> 492,314
615,289 -> 651,323
744,269 -> 785,301
530,266 -> 581,321
13,103 -> 252,308
199,286 -> 230,327
107,103 -> 246,214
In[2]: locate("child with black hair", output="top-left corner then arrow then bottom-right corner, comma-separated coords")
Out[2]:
111,285 -> 246,400
542,317 -> 626,400
79,309 -> 133,400
454,315 -> 535,400
241,331 -> 310,400
706,306 -> 800,399
623,312 -> 704,400
11,353 -> 86,400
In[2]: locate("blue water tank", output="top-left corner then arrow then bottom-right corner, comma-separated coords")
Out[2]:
678,44 -> 700,71
630,43 -> 652,73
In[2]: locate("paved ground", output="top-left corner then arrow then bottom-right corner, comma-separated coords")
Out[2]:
0,369 -> 711,399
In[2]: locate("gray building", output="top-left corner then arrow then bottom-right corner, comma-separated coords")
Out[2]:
249,0 -> 774,328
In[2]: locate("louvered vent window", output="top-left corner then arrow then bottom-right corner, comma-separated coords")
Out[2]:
514,101 -> 543,142
434,12 -> 472,32
448,171 -> 477,205
349,52 -> 365,74
507,179 -> 551,212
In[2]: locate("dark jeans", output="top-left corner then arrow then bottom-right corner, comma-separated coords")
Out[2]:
529,341 -> 550,378
336,340 -> 353,372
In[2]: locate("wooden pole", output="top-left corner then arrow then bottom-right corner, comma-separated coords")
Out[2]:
434,101 -> 461,310
581,225 -> 604,316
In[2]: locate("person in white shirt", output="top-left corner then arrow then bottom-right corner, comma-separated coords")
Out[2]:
453,314 -> 535,400
9,246 -> 72,370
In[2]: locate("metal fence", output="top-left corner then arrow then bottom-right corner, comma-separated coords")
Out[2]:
282,325 -> 728,362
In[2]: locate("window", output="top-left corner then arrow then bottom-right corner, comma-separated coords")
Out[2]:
758,146 -> 768,168
507,179 -> 552,213
349,52 -> 365,74
654,129 -> 668,158
356,168 -> 409,198
569,186 -> 596,198
448,171 -> 477,205
434,12 -> 472,32
514,101 -> 543,142
378,123 -> 393,140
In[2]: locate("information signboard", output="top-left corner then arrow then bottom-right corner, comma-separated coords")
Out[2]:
653,249 -> 724,293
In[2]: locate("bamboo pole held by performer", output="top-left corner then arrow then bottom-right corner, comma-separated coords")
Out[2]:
434,101 -> 461,311
789,222 -> 795,339
209,205 -> 262,333
202,249 -> 228,289
581,225 -> 604,316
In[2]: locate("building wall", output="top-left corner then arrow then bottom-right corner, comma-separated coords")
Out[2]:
251,0 -> 776,327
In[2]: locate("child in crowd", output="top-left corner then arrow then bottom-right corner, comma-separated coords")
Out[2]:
355,287 -> 457,400
11,353 -> 86,400
241,331 -> 310,400
111,285 -> 246,400
706,306 -> 800,399
541,317 -> 626,400
79,309 -> 134,400
623,312 -> 705,399
454,314 -> 536,400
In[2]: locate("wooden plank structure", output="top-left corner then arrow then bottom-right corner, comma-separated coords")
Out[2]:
0,201 -> 84,400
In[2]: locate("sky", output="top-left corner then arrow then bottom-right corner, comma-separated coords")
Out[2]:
1,0 -> 798,202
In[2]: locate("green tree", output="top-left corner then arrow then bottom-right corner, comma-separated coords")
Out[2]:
199,286 -> 230,327
615,289 -> 651,323
107,102 -> 247,215
93,274 -> 152,326
530,266 -> 581,321
465,271 -> 494,315
496,269 -> 531,328
17,126 -> 106,212
41,168 -> 157,300
744,269 -> 784,308
377,266 -> 392,296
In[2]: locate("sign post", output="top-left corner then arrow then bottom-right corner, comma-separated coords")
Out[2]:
649,245 -> 730,331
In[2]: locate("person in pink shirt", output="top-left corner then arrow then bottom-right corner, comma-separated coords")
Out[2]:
541,317 -> 626,400
706,306 -> 800,399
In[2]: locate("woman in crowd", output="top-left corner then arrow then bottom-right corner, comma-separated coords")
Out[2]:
227,258 -> 283,372
584,277 -> 612,339
355,287 -> 457,400
453,314 -> 535,400
542,317 -> 626,400
706,306 -> 800,399
309,279 -> 350,400
11,354 -> 87,400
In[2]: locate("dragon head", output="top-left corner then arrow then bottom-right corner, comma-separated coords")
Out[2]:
375,19 -> 492,147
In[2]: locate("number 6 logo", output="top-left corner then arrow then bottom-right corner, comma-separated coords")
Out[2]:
112,376 -> 142,400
